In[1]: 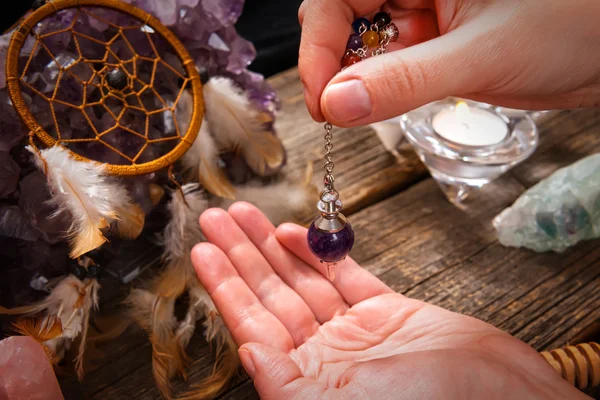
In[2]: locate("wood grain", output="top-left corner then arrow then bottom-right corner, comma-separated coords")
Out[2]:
55,67 -> 600,399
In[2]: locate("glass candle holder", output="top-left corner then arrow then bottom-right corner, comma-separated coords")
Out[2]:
400,98 -> 538,205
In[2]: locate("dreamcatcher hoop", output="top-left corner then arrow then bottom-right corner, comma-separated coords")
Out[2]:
5,0 -> 204,176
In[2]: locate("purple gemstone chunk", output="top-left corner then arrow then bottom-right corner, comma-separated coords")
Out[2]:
346,34 -> 363,51
307,220 -> 355,263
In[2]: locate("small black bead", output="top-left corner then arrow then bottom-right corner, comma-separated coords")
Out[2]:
72,265 -> 87,281
87,264 -> 101,279
32,0 -> 46,10
198,66 -> 209,85
106,68 -> 128,90
373,12 -> 392,28
86,248 -> 102,258
86,248 -> 107,266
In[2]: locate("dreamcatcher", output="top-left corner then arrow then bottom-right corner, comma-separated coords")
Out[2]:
0,0 -> 315,398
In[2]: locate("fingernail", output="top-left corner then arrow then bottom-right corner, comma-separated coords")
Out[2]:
323,80 -> 372,122
238,347 -> 256,379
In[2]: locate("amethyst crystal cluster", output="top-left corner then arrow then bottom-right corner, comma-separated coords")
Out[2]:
0,0 -> 280,307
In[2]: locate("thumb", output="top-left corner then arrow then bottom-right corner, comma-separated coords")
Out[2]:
239,343 -> 327,399
321,22 -> 498,126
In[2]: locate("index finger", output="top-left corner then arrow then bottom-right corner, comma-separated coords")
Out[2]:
191,243 -> 295,352
298,0 -> 386,121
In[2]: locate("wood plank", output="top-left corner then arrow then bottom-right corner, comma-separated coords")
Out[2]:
86,327 -> 223,399
217,380 -> 258,400
511,108 -> 600,187
347,108 -> 600,353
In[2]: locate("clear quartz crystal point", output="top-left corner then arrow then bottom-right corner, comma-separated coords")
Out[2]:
325,262 -> 337,281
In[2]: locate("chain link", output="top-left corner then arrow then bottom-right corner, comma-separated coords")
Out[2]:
323,122 -> 335,190
372,37 -> 391,57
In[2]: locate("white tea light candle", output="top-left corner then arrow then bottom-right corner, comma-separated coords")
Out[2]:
400,98 -> 538,206
432,101 -> 509,146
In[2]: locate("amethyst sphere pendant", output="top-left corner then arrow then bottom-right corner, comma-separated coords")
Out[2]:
307,190 -> 354,281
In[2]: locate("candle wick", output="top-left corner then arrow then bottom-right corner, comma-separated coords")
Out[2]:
462,122 -> 470,130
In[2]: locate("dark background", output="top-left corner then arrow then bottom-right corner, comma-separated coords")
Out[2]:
2,0 -> 303,78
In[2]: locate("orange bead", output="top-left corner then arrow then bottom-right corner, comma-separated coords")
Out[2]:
362,31 -> 379,47
342,54 -> 362,68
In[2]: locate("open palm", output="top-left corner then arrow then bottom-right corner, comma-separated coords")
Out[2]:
191,203 -> 587,400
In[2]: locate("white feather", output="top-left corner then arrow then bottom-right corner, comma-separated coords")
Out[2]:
175,283 -> 215,349
162,183 -> 208,264
181,118 -> 211,173
127,181 -> 240,397
203,314 -> 231,345
203,77 -> 285,176
44,337 -> 71,363
127,184 -> 213,396
161,183 -> 234,357
127,288 -> 177,333
174,83 -> 193,135
191,283 -> 230,346
1,274 -> 99,378
27,146 -> 144,257
181,113 -> 236,199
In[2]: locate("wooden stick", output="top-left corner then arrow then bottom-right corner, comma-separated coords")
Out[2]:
540,342 -> 600,390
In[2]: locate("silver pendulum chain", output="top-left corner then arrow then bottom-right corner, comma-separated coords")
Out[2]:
323,122 -> 335,192
311,121 -> 350,282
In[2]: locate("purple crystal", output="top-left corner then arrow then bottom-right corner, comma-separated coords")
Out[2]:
18,172 -> 70,244
19,239 -> 52,271
347,34 -> 363,51
0,91 -> 28,152
0,205 -> 40,241
307,220 -> 355,263
0,152 -> 20,198
125,175 -> 157,214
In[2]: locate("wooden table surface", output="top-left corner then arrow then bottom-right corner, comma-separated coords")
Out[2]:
58,68 -> 600,399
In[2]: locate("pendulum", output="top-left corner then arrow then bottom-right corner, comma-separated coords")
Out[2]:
307,123 -> 355,281
307,12 -> 398,281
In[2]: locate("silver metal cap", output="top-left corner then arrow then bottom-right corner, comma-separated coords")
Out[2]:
314,189 -> 347,232
314,213 -> 347,232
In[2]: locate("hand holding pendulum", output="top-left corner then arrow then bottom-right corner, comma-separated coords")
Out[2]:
307,13 -> 397,281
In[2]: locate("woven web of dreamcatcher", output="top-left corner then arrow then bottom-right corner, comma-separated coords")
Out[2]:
7,1 -> 202,175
